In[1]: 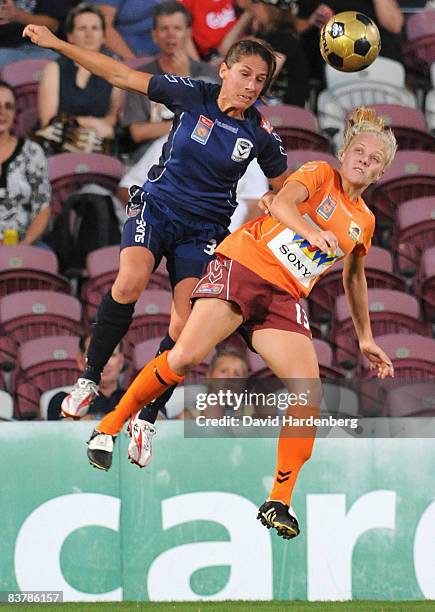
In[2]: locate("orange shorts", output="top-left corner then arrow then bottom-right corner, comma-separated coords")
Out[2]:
191,255 -> 312,344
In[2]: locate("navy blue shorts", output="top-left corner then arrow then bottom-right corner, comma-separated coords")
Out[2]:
120,187 -> 229,288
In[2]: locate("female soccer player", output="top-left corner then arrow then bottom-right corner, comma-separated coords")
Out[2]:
84,107 -> 397,539
23,25 -> 289,426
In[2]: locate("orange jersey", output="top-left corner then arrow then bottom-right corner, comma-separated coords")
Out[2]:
217,161 -> 375,299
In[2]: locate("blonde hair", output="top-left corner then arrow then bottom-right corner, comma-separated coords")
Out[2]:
338,107 -> 398,169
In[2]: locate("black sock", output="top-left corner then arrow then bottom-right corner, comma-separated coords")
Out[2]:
84,291 -> 135,384
139,333 -> 176,422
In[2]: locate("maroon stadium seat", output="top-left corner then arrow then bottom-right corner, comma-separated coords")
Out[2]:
386,382 -> 435,417
369,104 -> 435,152
416,245 -> 435,321
258,105 -> 331,151
12,335 -> 81,419
393,197 -> 435,276
406,11 -> 435,41
0,245 -> 70,297
0,290 -> 82,371
48,152 -> 123,216
125,289 -> 172,347
0,58 -> 48,126
332,289 -> 432,368
368,151 -> 435,230
81,246 -> 171,323
360,333 -> 435,380
310,246 -> 406,322
286,149 -> 338,172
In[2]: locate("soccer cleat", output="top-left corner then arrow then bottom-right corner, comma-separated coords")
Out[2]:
127,413 -> 156,468
257,500 -> 300,540
87,430 -> 116,471
61,378 -> 99,418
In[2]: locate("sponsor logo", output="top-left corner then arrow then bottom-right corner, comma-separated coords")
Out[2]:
134,219 -> 146,244
215,118 -> 238,134
267,223 -> 343,288
191,115 -> 214,145
231,138 -> 253,162
196,282 -> 224,295
348,220 -> 362,243
206,7 -> 236,30
260,116 -> 274,134
126,202 -> 142,218
316,196 -> 336,221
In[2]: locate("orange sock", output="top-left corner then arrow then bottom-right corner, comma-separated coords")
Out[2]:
98,351 -> 184,435
268,405 -> 319,507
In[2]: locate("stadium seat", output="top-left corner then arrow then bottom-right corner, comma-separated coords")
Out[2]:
0,290 -> 82,371
368,104 -> 435,152
258,104 -> 331,151
125,290 -> 172,347
309,246 -> 406,322
393,197 -> 435,276
0,245 -> 70,297
39,385 -> 73,420
368,150 -> 435,231
286,149 -> 337,172
0,58 -> 48,126
406,10 -> 435,41
14,107 -> 39,138
332,289 -> 432,368
48,152 -> 123,216
81,246 -> 171,323
12,335 -> 81,419
416,245 -> 435,321
360,333 -> 435,380
318,59 -> 417,143
0,389 -> 13,420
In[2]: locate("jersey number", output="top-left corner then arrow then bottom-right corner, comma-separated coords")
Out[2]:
204,239 -> 217,256
295,303 -> 310,330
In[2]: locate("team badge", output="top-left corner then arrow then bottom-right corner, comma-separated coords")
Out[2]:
191,115 -> 214,145
348,220 -> 361,242
231,138 -> 253,162
196,282 -> 224,295
316,196 -> 336,221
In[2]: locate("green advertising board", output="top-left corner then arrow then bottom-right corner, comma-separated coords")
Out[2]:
0,422 -> 433,602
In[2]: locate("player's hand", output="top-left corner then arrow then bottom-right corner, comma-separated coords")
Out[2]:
258,190 -> 274,215
306,229 -> 338,254
22,24 -> 60,50
359,339 -> 394,379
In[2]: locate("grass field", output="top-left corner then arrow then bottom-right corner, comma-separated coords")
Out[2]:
6,601 -> 434,612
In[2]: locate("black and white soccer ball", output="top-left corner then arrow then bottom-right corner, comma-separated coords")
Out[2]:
320,11 -> 381,72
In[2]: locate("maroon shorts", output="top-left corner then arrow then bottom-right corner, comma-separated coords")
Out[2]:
191,255 -> 312,344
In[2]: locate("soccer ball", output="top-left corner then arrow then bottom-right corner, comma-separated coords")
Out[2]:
320,11 -> 381,72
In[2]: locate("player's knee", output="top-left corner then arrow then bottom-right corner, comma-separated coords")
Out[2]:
113,276 -> 145,302
169,344 -> 203,373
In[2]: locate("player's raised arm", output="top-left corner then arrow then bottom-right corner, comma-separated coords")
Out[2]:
22,24 -> 151,95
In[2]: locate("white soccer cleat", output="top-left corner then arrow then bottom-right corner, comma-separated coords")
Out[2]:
127,413 -> 156,468
61,378 -> 99,418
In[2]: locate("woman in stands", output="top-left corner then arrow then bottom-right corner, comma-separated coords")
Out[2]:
0,80 -> 51,246
24,25 -> 289,425
37,3 -> 123,149
82,108 -> 397,539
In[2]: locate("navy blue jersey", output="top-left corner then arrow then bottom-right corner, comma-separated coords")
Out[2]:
144,75 -> 287,226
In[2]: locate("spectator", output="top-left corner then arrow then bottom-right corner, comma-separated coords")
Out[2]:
0,0 -> 70,67
37,3 -> 123,151
0,81 -> 51,246
249,0 -> 310,107
47,334 -> 125,420
123,1 -> 218,160
179,0 -> 239,60
93,0 -> 165,59
296,0 -> 404,82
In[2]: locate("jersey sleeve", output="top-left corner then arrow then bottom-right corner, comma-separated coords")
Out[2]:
284,161 -> 334,198
147,74 -> 205,114
353,213 -> 376,257
255,118 -> 288,179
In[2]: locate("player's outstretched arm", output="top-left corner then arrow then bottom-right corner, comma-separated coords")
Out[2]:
22,24 -> 152,95
342,251 -> 394,379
